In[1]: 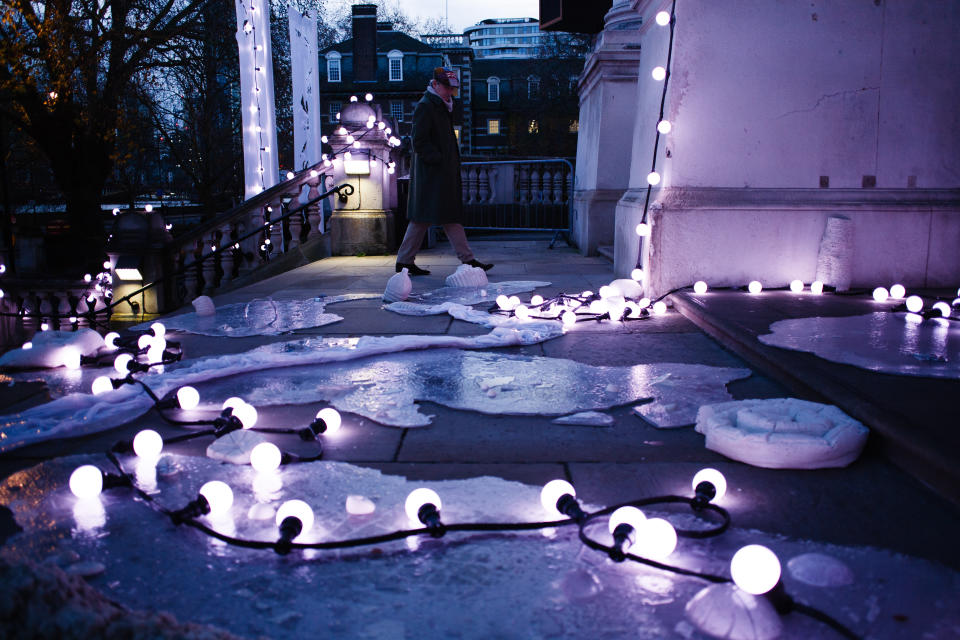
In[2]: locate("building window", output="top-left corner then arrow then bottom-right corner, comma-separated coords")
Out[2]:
329,102 -> 342,123
527,75 -> 540,100
487,119 -> 500,135
454,126 -> 461,144
487,77 -> 500,102
528,119 -> 538,134
326,52 -> 341,82
387,50 -> 403,82
569,120 -> 579,133
390,100 -> 403,122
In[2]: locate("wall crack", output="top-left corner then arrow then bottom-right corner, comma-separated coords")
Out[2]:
775,87 -> 880,119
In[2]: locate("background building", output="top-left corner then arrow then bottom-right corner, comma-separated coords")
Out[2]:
464,17 -> 543,59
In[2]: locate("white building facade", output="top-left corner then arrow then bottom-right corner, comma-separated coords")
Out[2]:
575,0 -> 960,295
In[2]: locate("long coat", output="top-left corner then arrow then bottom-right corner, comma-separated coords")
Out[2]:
406,91 -> 463,225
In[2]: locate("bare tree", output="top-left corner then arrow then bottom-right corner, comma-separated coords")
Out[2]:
0,0 -> 214,266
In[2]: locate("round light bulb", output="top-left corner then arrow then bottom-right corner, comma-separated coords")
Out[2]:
932,301 -> 950,317
69,465 -> 103,499
608,506 -> 646,551
631,268 -> 644,282
84,273 -> 92,282
598,285 -> 617,299
177,386 -> 200,410
250,442 -> 282,472
104,332 -> 120,349
103,260 -> 111,270
338,126 -> 347,135
232,403 -> 258,429
315,407 -> 342,434
872,287 -> 889,302
561,311 -> 576,326
748,281 -> 762,295
589,299 -> 608,314
693,281 -> 708,294
345,134 -> 354,144
655,10 -> 671,25
113,353 -> 133,374
137,334 -> 153,350
515,305 -> 530,320
530,295 -> 544,306
91,376 -> 113,395
350,95 -> 358,102
657,120 -> 672,134
151,322 -> 166,338
651,66 -> 666,81
647,171 -> 661,186
905,295 -> 923,313
365,93 -> 373,101
61,347 -> 81,369
22,342 -> 32,350
635,517 -> 677,559
810,281 -> 824,295
639,298 -> 651,308
635,223 -> 651,237
286,171 -> 295,180
790,280 -> 804,293
730,544 -> 781,595
890,283 -> 905,298
133,429 -> 163,459
692,468 -> 727,501
198,480 -> 234,516
405,488 -> 442,523
222,397 -> 245,411
540,479 -> 575,517
276,499 -> 314,537
652,301 -> 667,314
496,294 -> 510,310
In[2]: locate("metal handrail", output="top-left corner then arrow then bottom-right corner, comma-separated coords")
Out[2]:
105,182 -> 354,315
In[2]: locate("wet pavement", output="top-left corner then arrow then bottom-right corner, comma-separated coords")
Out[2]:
2,236 -> 959,576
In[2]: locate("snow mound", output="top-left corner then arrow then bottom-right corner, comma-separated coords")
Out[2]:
0,329 -> 104,370
695,398 -> 868,469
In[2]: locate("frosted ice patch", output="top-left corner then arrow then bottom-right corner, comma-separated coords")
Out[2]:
206,430 -> 266,464
695,398 -> 869,469
0,327 -> 560,452
631,365 -> 754,428
0,329 -> 105,370
194,352 -> 750,428
685,583 -> 782,640
551,411 -> 614,427
759,312 -> 960,379
407,280 -> 550,306
132,298 -> 343,337
787,552 -> 854,587
4,456 -> 954,639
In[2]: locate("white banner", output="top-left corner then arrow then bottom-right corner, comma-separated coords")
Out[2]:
235,0 -> 279,200
289,8 -> 322,172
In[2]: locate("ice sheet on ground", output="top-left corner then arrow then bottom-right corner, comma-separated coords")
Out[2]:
405,280 -> 551,306
0,326 -> 562,452
2,455 -> 957,640
630,365 -> 754,428
551,411 -> 615,427
193,354 -> 750,427
695,398 -> 869,469
759,312 -> 960,379
131,298 -> 343,337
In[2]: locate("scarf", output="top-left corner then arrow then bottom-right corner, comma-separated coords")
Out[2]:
427,83 -> 454,112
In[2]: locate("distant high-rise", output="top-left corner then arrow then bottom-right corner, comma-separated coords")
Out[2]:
463,18 -> 543,59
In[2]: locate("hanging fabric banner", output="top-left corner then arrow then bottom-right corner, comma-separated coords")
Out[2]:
235,0 -> 280,199
289,9 -> 322,172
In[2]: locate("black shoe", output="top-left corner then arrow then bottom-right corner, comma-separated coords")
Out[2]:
464,259 -> 493,271
397,262 -> 430,276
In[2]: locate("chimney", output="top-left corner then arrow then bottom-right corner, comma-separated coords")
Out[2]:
352,4 -> 377,82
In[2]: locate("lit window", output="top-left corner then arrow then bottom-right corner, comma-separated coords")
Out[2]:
569,120 -> 579,133
387,50 -> 403,81
487,119 -> 500,135
528,120 -> 538,134
329,102 -> 342,123
527,75 -> 540,100
487,77 -> 500,102
326,52 -> 341,82
390,100 -> 403,122
454,126 -> 461,144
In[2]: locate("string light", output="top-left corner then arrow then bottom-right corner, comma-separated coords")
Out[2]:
651,66 -> 666,81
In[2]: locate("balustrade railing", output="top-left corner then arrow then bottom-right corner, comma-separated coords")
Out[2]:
460,158 -> 574,248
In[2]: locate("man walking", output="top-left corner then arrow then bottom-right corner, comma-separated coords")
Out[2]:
396,67 -> 492,276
